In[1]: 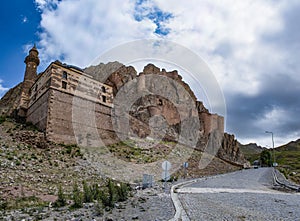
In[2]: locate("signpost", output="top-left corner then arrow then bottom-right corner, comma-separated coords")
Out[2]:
183,162 -> 188,178
142,174 -> 153,189
162,160 -> 171,192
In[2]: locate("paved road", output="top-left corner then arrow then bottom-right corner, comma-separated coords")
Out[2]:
177,168 -> 300,221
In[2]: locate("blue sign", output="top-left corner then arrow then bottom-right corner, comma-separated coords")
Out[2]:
183,162 -> 188,168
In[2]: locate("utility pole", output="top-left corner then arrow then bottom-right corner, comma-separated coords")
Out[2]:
265,131 -> 276,166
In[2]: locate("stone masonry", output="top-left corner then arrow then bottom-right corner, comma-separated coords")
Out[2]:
0,46 -> 246,165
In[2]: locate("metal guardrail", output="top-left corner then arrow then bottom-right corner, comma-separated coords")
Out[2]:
272,168 -> 300,192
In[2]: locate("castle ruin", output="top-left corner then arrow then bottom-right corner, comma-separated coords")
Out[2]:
14,46 -> 224,148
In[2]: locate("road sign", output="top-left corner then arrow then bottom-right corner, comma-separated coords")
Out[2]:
142,174 -> 153,189
183,162 -> 189,168
162,161 -> 171,171
162,171 -> 170,181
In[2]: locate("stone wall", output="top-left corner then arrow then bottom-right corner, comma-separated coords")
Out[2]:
26,90 -> 50,131
200,112 -> 224,136
46,89 -> 116,146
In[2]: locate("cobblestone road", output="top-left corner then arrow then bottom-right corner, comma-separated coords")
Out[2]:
178,168 -> 300,221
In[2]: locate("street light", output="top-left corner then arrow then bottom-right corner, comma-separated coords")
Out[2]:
265,131 -> 276,166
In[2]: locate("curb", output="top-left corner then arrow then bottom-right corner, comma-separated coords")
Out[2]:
168,171 -> 240,221
272,168 -> 300,192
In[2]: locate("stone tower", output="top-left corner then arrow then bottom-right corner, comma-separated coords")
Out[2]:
18,45 -> 40,117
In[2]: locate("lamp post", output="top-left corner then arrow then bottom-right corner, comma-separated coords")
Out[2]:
265,131 -> 276,166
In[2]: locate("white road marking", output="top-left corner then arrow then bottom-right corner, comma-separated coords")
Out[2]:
176,187 -> 296,195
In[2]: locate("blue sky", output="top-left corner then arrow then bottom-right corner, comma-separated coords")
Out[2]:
0,1 -> 41,91
0,0 -> 300,147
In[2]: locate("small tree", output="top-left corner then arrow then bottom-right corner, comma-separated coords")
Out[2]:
90,183 -> 100,200
116,183 -> 129,202
260,150 -> 272,167
72,182 -> 82,208
53,185 -> 66,207
107,179 -> 116,208
83,181 -> 92,203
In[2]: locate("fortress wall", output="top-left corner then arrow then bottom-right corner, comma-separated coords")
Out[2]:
200,112 -> 224,136
26,89 -> 50,131
218,115 -> 225,134
46,89 -> 116,146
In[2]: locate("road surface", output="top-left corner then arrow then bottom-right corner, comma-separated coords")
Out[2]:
177,168 -> 300,220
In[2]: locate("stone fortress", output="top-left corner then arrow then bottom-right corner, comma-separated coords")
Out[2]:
16,46 -> 115,145
0,45 -> 245,165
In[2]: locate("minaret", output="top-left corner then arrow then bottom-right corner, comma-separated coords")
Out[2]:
18,45 -> 40,117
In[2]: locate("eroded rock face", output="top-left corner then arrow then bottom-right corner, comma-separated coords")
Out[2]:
218,133 -> 247,165
84,61 -> 137,96
0,83 -> 22,116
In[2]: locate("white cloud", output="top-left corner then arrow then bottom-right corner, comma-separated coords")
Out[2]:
0,79 -> 9,98
33,0 -> 300,145
153,0 -> 286,96
35,0 -> 288,96
36,0 -> 160,69
35,0 -> 60,11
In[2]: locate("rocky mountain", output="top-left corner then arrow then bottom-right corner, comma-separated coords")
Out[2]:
239,142 -> 266,162
85,62 -> 247,166
273,139 -> 300,184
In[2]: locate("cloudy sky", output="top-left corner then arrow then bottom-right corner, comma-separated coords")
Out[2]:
1,0 -> 299,147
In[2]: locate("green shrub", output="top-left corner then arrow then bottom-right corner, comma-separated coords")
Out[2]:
0,116 -> 6,124
53,185 -> 66,208
83,181 -> 93,203
0,200 -> 8,210
90,183 -> 99,200
116,183 -> 130,202
31,153 -> 38,160
100,179 -> 130,208
94,201 -> 104,216
71,182 -> 82,209
66,146 -> 72,154
99,189 -> 110,208
7,156 -> 13,161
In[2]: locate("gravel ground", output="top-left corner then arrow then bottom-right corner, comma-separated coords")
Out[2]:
0,183 -> 175,221
178,168 -> 300,221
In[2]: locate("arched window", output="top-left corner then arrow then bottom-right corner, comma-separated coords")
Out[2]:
62,81 -> 67,89
102,95 -> 106,103
62,71 -> 68,80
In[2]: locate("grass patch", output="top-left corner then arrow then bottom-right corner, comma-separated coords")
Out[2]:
106,139 -> 175,164
274,141 -> 300,184
3,196 -> 48,210
0,115 -> 6,124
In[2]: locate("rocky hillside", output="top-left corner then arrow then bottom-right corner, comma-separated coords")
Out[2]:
0,83 -> 22,116
239,140 -> 300,184
239,142 -> 266,163
0,117 -> 243,220
0,61 -> 247,168
86,62 -> 247,166
273,139 -> 300,184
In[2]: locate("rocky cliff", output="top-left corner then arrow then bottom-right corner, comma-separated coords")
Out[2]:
218,133 -> 247,165
85,62 -> 247,166
0,83 -> 22,116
